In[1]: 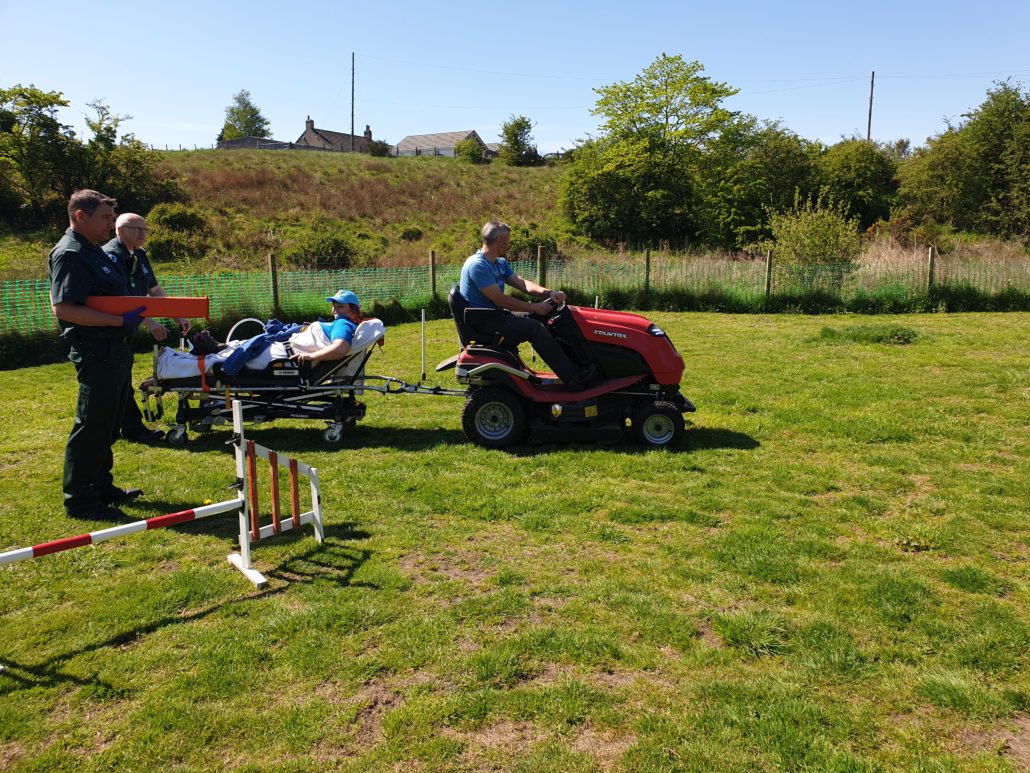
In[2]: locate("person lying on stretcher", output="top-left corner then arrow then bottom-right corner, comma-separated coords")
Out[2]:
290,289 -> 365,364
154,290 -> 382,379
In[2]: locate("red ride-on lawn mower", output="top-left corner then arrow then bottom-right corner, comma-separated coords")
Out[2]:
438,286 -> 695,449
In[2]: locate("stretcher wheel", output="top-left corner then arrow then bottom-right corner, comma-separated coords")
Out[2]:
166,425 -> 188,447
631,401 -> 684,448
462,387 -> 527,449
323,424 -> 344,446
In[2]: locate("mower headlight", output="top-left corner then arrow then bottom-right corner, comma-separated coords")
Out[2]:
647,324 -> 667,337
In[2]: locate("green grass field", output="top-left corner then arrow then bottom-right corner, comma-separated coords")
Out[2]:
1,312 -> 1028,771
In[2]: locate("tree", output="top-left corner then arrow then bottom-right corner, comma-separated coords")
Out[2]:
560,54 -> 739,243
898,81 -> 1030,237
367,139 -> 392,157
498,115 -> 541,166
591,53 -> 738,147
218,89 -> 270,142
454,138 -> 486,163
0,84 -> 82,217
693,118 -> 821,248
560,136 -> 697,242
80,100 -> 169,214
818,139 -> 898,230
0,84 -> 178,226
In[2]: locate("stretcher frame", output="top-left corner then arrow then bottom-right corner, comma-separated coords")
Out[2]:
140,326 -> 464,446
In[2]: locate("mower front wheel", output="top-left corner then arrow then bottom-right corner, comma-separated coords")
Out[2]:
631,401 -> 684,448
462,387 -> 527,449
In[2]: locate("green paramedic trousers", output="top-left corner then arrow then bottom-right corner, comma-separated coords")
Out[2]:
62,337 -> 134,514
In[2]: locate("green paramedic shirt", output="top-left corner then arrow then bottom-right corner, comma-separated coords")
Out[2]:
102,237 -> 159,297
48,228 -> 130,338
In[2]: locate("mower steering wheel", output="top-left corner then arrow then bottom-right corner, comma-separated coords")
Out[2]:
545,297 -> 566,315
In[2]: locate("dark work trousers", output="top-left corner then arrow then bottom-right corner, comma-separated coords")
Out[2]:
120,389 -> 148,435
470,312 -> 580,383
63,338 -> 133,514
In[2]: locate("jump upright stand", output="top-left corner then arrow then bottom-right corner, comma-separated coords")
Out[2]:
227,399 -> 323,588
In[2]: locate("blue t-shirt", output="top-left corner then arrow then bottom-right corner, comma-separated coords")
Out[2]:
460,251 -> 513,309
319,317 -> 357,343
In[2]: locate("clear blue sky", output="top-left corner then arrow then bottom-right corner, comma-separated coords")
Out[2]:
2,0 -> 1028,153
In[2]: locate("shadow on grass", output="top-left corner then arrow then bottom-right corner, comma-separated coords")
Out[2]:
506,426 -> 759,457
165,424 -> 468,454
151,421 -> 758,457
0,521 -> 371,694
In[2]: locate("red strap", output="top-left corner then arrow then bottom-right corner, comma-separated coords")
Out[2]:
198,355 -> 209,392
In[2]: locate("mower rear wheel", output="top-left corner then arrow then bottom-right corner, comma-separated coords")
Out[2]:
462,387 -> 527,449
631,401 -> 684,448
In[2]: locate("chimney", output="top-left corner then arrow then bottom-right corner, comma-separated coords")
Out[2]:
306,116 -> 314,133
364,124 -> 372,141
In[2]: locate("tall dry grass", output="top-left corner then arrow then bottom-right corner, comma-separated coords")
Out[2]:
157,150 -> 564,268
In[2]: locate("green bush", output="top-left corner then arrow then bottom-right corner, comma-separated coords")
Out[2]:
367,139 -> 392,157
146,227 -> 199,263
399,225 -> 423,242
454,138 -> 486,164
767,193 -> 861,267
280,228 -> 356,269
147,202 -> 207,232
279,223 -> 388,269
817,324 -> 921,345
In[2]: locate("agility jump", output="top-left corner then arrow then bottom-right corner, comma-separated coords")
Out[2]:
0,400 -> 321,589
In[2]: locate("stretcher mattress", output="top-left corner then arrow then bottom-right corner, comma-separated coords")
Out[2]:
154,319 -> 385,386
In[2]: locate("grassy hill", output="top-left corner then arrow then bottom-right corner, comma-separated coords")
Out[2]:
0,150 -> 574,279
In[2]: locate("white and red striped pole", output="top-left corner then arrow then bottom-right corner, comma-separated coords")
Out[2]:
0,499 -> 241,567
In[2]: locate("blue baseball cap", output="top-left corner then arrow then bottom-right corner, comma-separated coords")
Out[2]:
326,290 -> 360,306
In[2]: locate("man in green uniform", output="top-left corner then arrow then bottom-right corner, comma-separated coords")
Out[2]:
104,212 -> 190,442
48,190 -> 146,519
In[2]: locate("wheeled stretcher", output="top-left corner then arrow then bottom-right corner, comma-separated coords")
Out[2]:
140,318 -> 463,447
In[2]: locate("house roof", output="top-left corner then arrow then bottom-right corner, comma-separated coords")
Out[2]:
297,127 -> 366,147
394,130 -> 481,151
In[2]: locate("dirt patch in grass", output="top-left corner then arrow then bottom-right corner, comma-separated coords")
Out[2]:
958,715 -> 1030,767
697,620 -> 723,649
398,550 -> 492,587
589,668 -> 640,691
572,725 -> 636,770
531,661 -> 576,686
1006,716 -> 1030,767
0,742 -> 25,770
446,720 -> 547,764
350,683 -> 403,747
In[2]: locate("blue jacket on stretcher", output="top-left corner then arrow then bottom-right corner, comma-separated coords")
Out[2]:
220,320 -> 304,376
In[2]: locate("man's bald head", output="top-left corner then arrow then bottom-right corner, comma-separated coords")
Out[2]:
116,213 -> 148,250
116,213 -> 145,230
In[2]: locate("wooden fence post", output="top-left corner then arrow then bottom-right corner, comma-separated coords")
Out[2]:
644,247 -> 651,296
764,250 -> 773,297
537,245 -> 547,287
927,245 -> 936,291
268,252 -> 280,316
430,250 -> 437,297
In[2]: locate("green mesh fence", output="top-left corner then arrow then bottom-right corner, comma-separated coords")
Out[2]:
2,256 -> 1028,335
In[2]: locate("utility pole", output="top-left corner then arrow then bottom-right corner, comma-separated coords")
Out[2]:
352,51 -> 356,152
867,70 -> 875,142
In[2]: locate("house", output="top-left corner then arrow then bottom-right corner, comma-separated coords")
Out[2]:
296,116 -> 374,152
217,136 -> 296,150
393,130 -> 487,157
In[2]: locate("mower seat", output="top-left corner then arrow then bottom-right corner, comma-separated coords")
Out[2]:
448,284 -> 506,349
